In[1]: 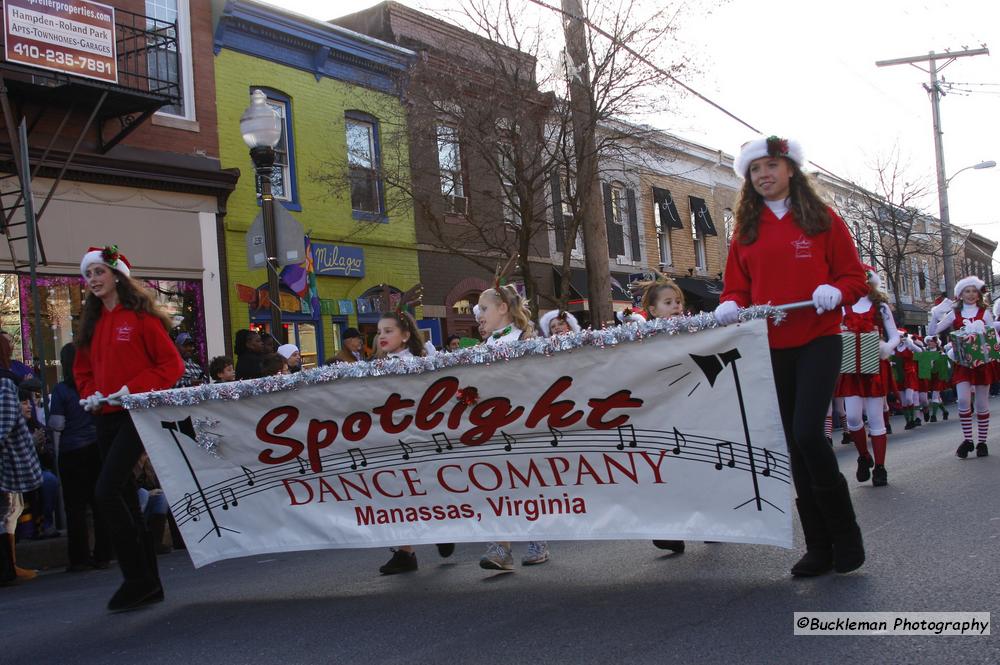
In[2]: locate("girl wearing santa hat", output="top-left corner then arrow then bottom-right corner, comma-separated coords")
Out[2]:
538,309 -> 581,337
928,275 -> 995,458
835,267 -> 900,486
894,331 -> 924,430
921,336 -> 950,422
714,135 -> 868,577
477,281 -> 551,571
73,245 -> 184,612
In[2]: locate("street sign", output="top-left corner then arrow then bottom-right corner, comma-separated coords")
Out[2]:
245,205 -> 305,270
3,0 -> 118,84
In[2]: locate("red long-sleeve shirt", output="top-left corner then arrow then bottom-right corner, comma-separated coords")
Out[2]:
721,206 -> 867,349
74,305 -> 184,413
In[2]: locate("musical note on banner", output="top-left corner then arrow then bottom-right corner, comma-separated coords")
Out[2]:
240,466 -> 256,487
616,424 -> 637,450
714,442 -> 736,470
501,431 -> 517,452
432,433 -> 453,453
671,427 -> 687,455
184,493 -> 201,521
220,487 -> 239,510
549,426 -> 563,447
762,449 -> 775,477
296,457 -> 307,475
347,448 -> 368,470
399,440 -> 414,460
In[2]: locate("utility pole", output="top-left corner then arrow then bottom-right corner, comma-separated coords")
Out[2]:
561,0 -> 613,327
876,47 -> 989,296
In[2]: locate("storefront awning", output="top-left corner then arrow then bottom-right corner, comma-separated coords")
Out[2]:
652,187 -> 683,230
675,276 -> 724,308
898,303 -> 928,327
689,196 -> 718,236
555,268 -> 633,303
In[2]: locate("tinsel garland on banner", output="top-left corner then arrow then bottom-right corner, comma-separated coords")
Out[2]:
123,305 -> 785,410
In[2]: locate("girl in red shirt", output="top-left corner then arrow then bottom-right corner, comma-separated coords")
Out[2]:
929,275 -> 995,458
715,136 -> 868,577
74,246 -> 184,613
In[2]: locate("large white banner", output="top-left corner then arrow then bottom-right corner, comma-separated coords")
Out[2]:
129,319 -> 792,567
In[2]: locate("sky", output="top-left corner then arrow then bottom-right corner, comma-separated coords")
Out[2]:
260,0 -> 1000,262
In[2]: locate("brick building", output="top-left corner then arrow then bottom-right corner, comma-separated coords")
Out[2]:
0,0 -> 237,385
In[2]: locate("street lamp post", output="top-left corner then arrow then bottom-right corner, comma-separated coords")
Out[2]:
240,90 -> 287,344
939,160 -> 995,294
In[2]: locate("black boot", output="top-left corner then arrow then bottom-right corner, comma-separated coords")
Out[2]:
791,498 -> 833,577
436,543 -> 455,558
0,533 -> 16,587
885,419 -> 893,435
942,408 -> 949,421
147,514 -> 172,555
813,475 -> 865,574
922,409 -> 930,422
379,549 -> 417,575
976,442 -> 989,457
652,540 -> 685,553
871,465 -> 888,487
855,455 -> 873,483
956,440 -> 975,459
840,431 -> 851,446
930,414 -> 937,423
107,533 -> 161,613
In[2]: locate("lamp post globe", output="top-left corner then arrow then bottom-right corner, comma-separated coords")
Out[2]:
240,89 -> 281,150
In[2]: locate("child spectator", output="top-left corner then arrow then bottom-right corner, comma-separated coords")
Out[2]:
209,356 -> 235,383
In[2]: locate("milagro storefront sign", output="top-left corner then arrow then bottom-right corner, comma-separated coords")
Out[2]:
3,0 -> 117,84
311,242 -> 364,278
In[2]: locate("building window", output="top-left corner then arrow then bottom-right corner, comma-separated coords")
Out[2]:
345,112 -> 383,218
499,147 -> 520,227
610,182 -> 633,260
437,125 -> 465,212
691,208 -> 706,270
655,201 -> 672,266
723,208 -> 734,246
253,90 -> 296,205
146,0 -> 194,119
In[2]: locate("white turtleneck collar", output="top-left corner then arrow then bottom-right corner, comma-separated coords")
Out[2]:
388,348 -> 413,359
764,198 -> 790,219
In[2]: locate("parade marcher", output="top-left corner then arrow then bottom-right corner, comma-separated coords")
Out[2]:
477,277 -> 550,570
49,343 -> 112,571
928,275 -> 994,458
538,309 -> 581,337
835,266 -> 900,487
921,336 -> 950,422
894,331 -> 923,430
374,309 -> 456,574
277,344 -> 302,373
636,274 -> 688,553
714,135 -> 867,576
234,329 -> 266,380
74,245 -> 184,612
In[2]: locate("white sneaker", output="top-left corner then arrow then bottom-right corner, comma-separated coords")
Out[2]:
479,542 -> 514,571
521,541 -> 550,566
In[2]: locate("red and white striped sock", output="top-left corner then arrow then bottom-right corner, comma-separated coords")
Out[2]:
960,409 -> 973,441
977,411 -> 990,443
824,416 -> 833,439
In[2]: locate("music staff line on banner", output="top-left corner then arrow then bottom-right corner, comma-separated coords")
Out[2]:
170,426 -> 790,530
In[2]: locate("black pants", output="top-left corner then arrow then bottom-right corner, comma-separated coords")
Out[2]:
94,411 -> 150,582
58,443 -> 113,566
770,335 -> 844,498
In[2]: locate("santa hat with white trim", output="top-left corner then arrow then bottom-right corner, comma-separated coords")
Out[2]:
80,245 -> 131,278
953,275 -> 985,299
538,309 -> 581,337
733,135 -> 805,179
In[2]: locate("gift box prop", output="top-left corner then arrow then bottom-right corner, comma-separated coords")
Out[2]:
949,320 -> 1000,368
840,331 -> 880,375
914,351 -> 951,382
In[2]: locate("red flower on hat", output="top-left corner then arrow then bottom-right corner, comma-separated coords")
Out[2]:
766,136 -> 789,158
101,245 -> 120,269
456,386 -> 479,406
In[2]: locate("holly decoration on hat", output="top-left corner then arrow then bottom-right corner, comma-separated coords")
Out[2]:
101,244 -> 120,269
766,136 -> 789,158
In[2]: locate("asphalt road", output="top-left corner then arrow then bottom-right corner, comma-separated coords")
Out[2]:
3,410 -> 998,665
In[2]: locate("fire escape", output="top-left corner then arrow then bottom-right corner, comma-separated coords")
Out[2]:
0,8 -> 183,271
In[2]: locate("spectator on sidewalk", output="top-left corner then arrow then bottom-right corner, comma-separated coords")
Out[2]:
0,363 -> 41,586
234,329 -> 266,380
277,344 -> 302,373
173,333 -> 207,388
208,356 -> 235,383
18,393 -> 59,540
49,343 -> 112,572
331,328 -> 364,363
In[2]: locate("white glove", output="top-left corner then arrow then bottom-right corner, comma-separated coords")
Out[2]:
105,385 -> 130,406
937,310 -> 956,331
878,341 -> 895,360
945,344 -> 957,363
713,300 -> 740,326
811,284 -> 842,315
930,298 -> 954,318
79,392 -> 105,412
